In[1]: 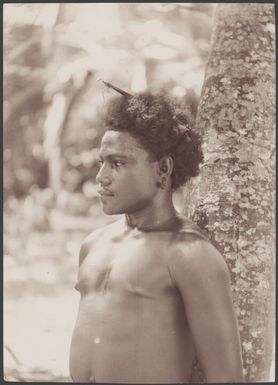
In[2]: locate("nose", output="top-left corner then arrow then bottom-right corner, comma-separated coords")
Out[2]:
96,163 -> 111,186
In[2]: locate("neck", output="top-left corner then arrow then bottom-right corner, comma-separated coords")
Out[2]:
125,193 -> 178,232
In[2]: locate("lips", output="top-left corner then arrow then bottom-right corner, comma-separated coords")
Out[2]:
97,189 -> 115,197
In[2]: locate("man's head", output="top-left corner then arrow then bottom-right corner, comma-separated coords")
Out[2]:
96,91 -> 203,215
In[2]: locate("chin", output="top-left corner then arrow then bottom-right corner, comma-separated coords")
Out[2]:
102,208 -> 118,215
101,203 -> 125,215
101,199 -> 147,216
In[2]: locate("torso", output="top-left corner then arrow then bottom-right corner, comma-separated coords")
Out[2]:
69,215 -> 207,383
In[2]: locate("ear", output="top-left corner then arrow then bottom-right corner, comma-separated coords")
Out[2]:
157,156 -> 173,178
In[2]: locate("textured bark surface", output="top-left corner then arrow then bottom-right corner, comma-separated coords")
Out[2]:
185,4 -> 275,382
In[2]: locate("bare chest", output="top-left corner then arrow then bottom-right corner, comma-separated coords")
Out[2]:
76,236 -> 174,298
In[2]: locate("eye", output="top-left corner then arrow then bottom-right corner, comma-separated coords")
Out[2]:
112,160 -> 124,169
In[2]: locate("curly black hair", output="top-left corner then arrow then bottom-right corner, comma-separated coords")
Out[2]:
103,91 -> 203,190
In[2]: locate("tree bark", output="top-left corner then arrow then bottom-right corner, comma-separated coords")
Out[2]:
185,4 -> 275,382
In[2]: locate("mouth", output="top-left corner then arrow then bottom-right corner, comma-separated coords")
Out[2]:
97,189 -> 115,197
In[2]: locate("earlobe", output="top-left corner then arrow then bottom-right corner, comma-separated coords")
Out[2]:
156,177 -> 167,189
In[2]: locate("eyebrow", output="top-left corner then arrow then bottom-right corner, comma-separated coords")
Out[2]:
98,153 -> 131,161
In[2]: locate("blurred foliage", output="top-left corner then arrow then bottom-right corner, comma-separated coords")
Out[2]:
4,187 -> 116,381
4,3 -> 213,199
3,3 -> 213,381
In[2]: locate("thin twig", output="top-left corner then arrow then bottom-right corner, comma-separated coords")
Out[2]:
5,344 -> 22,365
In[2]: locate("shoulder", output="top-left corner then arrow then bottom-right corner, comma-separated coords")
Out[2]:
173,238 -> 228,276
78,218 -> 123,266
167,216 -> 229,285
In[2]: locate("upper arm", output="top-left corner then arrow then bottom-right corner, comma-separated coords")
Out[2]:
75,228 -> 103,291
168,239 -> 243,382
78,226 -> 106,267
78,239 -> 90,267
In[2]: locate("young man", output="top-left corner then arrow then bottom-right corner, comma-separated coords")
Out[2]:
69,91 -> 244,383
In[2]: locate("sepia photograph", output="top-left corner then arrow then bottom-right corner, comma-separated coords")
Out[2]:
3,2 -> 275,383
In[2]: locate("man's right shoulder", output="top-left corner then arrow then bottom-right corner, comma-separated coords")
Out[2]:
78,218 -> 123,266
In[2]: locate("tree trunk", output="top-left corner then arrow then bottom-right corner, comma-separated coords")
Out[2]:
185,3 -> 275,382
43,71 -> 93,201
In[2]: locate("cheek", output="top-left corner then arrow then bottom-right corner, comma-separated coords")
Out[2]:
108,171 -> 156,214
122,170 -> 155,191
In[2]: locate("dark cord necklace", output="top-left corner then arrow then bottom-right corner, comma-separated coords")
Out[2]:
125,213 -> 181,232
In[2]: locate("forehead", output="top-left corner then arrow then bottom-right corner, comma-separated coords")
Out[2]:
100,131 -> 147,157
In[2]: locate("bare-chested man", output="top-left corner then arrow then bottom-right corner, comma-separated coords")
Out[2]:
69,91 -> 244,383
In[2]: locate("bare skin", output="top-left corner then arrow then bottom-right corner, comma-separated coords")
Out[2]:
69,131 -> 244,383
